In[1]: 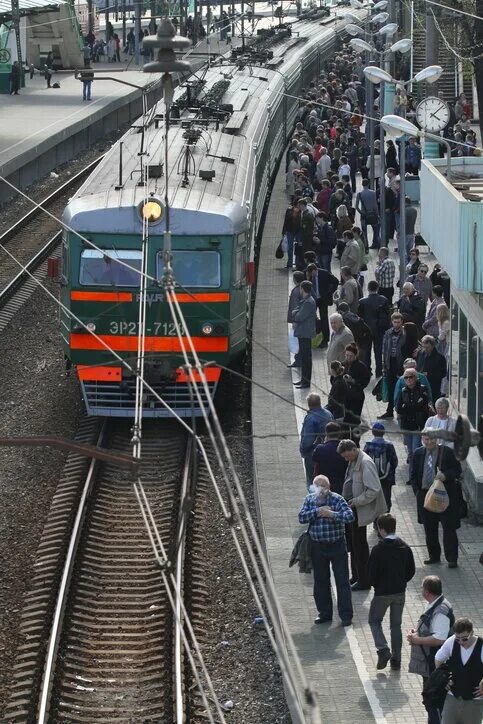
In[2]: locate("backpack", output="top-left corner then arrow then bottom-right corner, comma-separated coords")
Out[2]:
421,663 -> 450,710
371,446 -> 391,481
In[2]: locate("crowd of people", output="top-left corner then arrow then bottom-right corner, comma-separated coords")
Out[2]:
287,47 -> 482,724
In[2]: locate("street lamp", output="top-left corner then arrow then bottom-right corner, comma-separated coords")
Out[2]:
378,22 -> 398,36
363,63 -> 441,259
371,11 -> 389,23
372,0 -> 388,9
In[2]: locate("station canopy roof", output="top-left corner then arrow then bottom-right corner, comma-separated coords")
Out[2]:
0,0 -> 66,22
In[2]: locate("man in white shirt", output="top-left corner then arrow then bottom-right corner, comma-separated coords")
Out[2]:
435,617 -> 483,723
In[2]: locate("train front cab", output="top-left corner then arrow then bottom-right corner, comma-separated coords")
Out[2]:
60,231 -> 249,418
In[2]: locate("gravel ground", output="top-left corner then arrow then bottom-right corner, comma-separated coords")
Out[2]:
0,280 -> 83,715
0,126 -> 129,236
196,367 -> 291,723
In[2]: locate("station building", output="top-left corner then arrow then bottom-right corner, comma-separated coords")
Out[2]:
420,156 -> 483,519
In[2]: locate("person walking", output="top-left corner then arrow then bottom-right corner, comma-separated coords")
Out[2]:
80,65 -> 94,101
378,312 -> 406,420
423,285 -> 447,338
403,196 -> 418,262
299,394 -> 333,487
396,368 -> 430,479
394,357 -> 433,410
282,202 -> 301,270
327,312 -> 354,372
408,264 -> 434,308
340,231 -> 362,277
338,266 -> 360,314
397,282 -> 426,331
358,280 -> 391,377
9,60 -> 21,95
312,422 -> 347,496
338,439 -> 387,591
291,280 -> 316,389
368,513 -> 415,670
337,302 -> 372,371
425,397 -> 457,449
298,475 -> 355,626
363,423 -> 398,511
408,576 -> 455,724
411,432 -> 462,568
435,617 -> 483,724
374,247 -> 396,304
343,342 -> 371,433
314,212 -> 337,272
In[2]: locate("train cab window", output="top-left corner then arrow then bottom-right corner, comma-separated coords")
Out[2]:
157,251 -> 220,288
234,247 -> 246,286
79,250 -> 142,287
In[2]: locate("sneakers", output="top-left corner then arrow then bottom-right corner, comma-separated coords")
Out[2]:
376,648 -> 391,670
424,558 -> 441,565
448,561 -> 458,569
314,616 -> 332,624
390,658 -> 401,670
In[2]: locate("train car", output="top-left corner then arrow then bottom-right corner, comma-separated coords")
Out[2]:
60,11 -> 358,417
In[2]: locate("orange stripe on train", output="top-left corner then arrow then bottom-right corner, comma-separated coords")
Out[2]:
71,291 -> 133,302
76,365 -> 221,383
70,334 -> 229,353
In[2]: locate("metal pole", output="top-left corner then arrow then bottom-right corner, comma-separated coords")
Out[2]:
409,0 -> 414,92
122,0 -> 127,46
134,0 -> 142,65
398,136 -> 406,294
379,81 -> 386,246
366,61 -> 376,189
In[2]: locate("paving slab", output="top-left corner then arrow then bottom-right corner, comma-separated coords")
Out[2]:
252,158 -> 483,723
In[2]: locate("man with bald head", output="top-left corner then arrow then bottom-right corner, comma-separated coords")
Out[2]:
298,475 -> 355,625
397,281 -> 426,331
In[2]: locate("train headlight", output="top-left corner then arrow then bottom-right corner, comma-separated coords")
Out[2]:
141,200 -> 163,222
202,323 -> 213,335
86,322 -> 96,333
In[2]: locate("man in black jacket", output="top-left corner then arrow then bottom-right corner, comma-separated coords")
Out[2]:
411,433 -> 462,568
397,282 -> 426,332
306,263 -> 339,348
358,281 -> 391,377
416,335 -> 447,402
368,513 -> 416,670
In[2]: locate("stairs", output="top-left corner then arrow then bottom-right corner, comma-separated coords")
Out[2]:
26,0 -> 83,70
411,1 -> 473,112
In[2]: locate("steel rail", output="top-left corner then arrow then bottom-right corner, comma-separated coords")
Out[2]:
37,422 -> 107,724
0,229 -> 61,306
174,437 -> 194,722
0,156 -> 103,246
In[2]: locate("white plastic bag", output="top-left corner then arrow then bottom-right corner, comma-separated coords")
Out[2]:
281,234 -> 288,254
288,329 -> 299,355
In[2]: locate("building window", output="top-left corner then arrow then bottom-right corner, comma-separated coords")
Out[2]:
458,309 -> 468,418
450,298 -> 459,400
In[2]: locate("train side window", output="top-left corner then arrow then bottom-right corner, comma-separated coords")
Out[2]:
61,243 -> 68,285
157,251 -> 220,288
234,247 -> 246,287
79,249 -> 142,286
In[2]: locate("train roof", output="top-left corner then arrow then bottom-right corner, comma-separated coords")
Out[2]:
64,10 -> 363,236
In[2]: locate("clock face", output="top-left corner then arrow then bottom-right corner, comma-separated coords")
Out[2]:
416,97 -> 450,133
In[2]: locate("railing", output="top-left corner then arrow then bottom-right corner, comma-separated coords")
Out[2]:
420,157 -> 483,293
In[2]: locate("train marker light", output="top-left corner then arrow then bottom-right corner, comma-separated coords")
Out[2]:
202,323 -> 214,335
141,200 -> 163,222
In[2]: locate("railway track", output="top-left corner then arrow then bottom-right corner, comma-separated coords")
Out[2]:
0,157 -> 102,331
5,419 -> 210,723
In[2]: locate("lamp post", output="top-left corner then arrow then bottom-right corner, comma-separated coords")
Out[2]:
363,63 -> 441,254
143,18 -> 191,277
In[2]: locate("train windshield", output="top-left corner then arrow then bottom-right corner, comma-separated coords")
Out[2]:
157,251 -> 221,288
79,250 -> 142,287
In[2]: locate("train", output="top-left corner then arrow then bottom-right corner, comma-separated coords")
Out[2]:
60,9 -> 358,417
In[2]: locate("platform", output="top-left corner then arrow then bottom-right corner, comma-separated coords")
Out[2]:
252,161 -> 483,722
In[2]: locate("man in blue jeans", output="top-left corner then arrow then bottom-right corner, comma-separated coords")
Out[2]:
298,475 -> 354,625
368,513 -> 415,670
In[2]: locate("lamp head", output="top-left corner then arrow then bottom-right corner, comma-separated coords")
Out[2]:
413,64 -> 443,84
381,114 -> 419,138
350,38 -> 375,53
372,0 -> 388,8
379,22 -> 398,36
372,11 -> 389,23
350,0 -> 364,8
389,38 -> 412,53
345,23 -> 363,36
363,65 -> 393,83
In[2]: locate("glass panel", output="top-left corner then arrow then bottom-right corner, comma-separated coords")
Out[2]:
157,251 -> 220,288
61,244 -> 68,282
450,298 -> 459,399
468,326 -> 478,427
234,247 -> 245,285
458,309 -> 468,418
80,250 -> 142,287
478,339 -> 483,431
